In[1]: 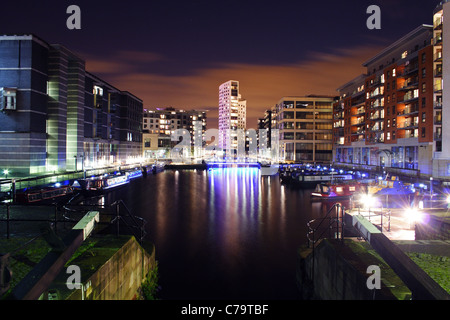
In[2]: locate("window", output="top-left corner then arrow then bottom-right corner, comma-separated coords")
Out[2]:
422,68 -> 426,78
422,97 -> 426,108
0,88 -> 17,110
422,112 -> 426,123
422,53 -> 426,64
422,83 -> 426,93
421,127 -> 426,138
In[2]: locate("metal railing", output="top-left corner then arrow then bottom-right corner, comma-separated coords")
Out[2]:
1,199 -> 147,244
306,203 -> 345,282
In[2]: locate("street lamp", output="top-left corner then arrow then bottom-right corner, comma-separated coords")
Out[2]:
3,169 -> 9,179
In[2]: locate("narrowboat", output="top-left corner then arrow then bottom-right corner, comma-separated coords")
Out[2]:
311,181 -> 366,200
15,185 -> 74,204
77,173 -> 129,195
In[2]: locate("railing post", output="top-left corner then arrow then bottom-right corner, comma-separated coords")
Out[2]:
54,203 -> 58,234
6,204 -> 10,239
116,202 -> 120,237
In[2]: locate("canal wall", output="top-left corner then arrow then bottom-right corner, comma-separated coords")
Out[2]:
415,215 -> 450,241
46,235 -> 156,300
296,239 -> 411,300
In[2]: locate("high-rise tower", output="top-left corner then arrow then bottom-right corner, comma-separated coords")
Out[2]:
218,80 -> 246,152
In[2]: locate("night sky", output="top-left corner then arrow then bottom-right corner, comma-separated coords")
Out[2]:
1,0 -> 439,127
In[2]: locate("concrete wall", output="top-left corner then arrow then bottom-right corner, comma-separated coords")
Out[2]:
296,239 -> 405,300
416,215 -> 450,241
66,236 -> 155,300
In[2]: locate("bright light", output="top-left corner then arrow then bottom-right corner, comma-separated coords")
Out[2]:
447,195 -> 450,204
359,194 -> 376,208
54,182 -> 61,188
404,207 -> 425,224
3,169 -> 9,175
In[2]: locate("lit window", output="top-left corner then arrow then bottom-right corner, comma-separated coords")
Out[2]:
0,87 -> 17,110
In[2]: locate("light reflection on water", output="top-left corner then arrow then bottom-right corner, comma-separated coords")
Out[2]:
104,168 -> 332,299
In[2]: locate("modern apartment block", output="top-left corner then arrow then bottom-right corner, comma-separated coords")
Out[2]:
432,0 -> 450,176
332,13 -> 450,179
218,80 -> 247,152
0,34 -> 143,177
272,95 -> 334,163
142,107 -> 207,159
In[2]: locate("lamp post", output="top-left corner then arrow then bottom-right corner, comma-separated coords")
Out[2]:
3,169 -> 9,179
430,177 -> 433,208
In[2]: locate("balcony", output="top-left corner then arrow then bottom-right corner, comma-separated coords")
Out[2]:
397,65 -> 419,78
354,107 -> 366,116
369,78 -> 382,88
398,79 -> 419,91
434,18 -> 443,30
434,101 -> 443,109
401,104 -> 419,116
369,124 -> 384,132
434,131 -> 442,140
368,137 -> 385,143
371,100 -> 384,109
434,116 -> 442,125
398,121 -> 418,129
351,129 -> 365,136
434,66 -> 443,77
434,82 -> 443,93
434,51 -> 443,62
351,118 -> 365,126
434,34 -> 443,46
400,91 -> 419,103
403,130 -> 419,139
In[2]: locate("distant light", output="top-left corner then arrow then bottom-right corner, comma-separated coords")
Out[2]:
339,170 -> 344,174
378,176 -> 383,180
447,195 -> 450,204
55,182 -> 61,188
362,173 -> 366,178
3,169 -> 9,175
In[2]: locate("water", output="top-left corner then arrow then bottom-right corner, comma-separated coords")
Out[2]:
102,168 -> 337,300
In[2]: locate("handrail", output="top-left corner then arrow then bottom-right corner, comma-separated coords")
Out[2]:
111,200 -> 147,244
307,202 -> 345,248
306,202 -> 345,283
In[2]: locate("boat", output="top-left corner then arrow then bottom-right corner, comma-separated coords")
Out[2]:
368,176 -> 414,195
15,185 -> 74,204
311,181 -> 366,200
125,168 -> 143,180
77,172 -> 129,195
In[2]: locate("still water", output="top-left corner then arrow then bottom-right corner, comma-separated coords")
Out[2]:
103,168 -> 337,300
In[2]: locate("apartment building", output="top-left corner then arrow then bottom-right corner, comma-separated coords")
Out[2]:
332,20 -> 450,177
432,0 -> 450,177
0,34 -> 143,177
273,95 -> 334,163
142,107 -> 207,159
